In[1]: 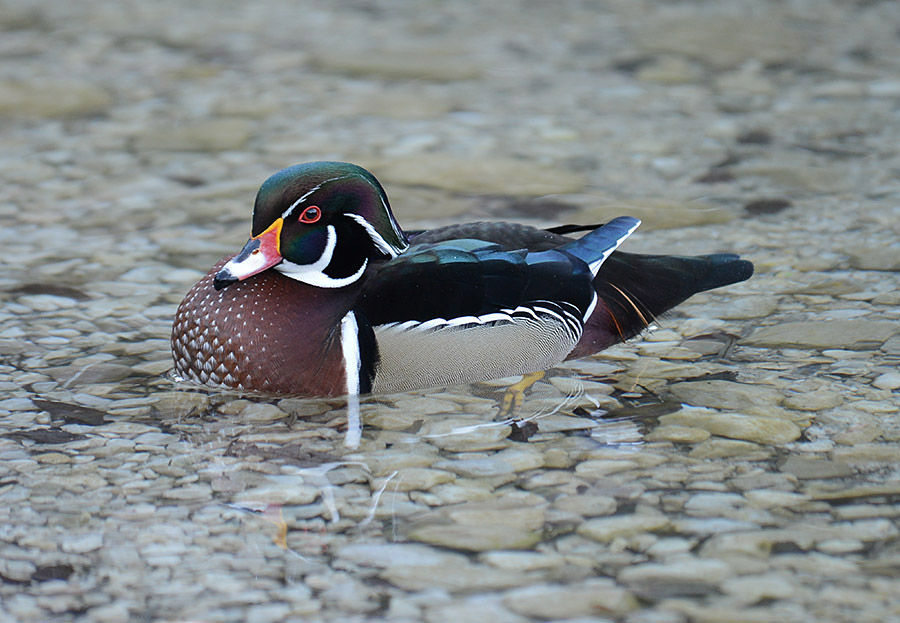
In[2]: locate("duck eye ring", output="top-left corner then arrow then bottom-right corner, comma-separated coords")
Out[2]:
298,206 -> 321,223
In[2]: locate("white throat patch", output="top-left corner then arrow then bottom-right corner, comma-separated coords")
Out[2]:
276,224 -> 367,288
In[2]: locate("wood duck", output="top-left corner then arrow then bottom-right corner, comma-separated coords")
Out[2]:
172,162 -> 753,397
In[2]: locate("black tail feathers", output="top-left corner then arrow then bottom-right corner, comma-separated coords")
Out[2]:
595,251 -> 753,341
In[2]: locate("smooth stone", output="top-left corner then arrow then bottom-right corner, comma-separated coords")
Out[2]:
717,68 -> 776,101
61,532 -> 103,554
618,558 -> 733,592
333,90 -> 457,120
832,444 -> 900,465
635,56 -> 701,84
479,551 -> 566,571
578,514 -> 671,542
387,187 -> 475,224
0,80 -> 111,117
406,496 -> 547,552
382,562 -> 525,592
783,391 -> 844,411
161,484 -> 212,501
337,543 -> 466,568
744,490 -> 809,509
233,484 -> 320,505
238,403 -> 287,422
364,449 -> 438,476
734,165 -> 858,193
849,248 -> 900,272
407,523 -> 541,552
151,391 -> 210,417
44,363 -> 136,384
437,457 -> 515,479
689,438 -> 771,460
425,597 -> 529,623
634,16 -> 806,69
0,558 -> 36,582
780,456 -> 854,480
872,373 -> 900,391
720,572 -> 799,605
812,80 -> 866,98
418,418 -> 510,452
389,467 -> 456,492
659,408 -> 802,445
868,80 -> 900,97
135,119 -> 252,152
693,295 -> 778,320
646,425 -> 710,444
310,48 -> 482,81
34,452 -> 72,464
502,579 -> 638,619
743,320 -> 899,350
575,459 -> 640,477
567,196 -> 734,231
552,494 -> 617,517
667,381 -> 788,418
318,578 -> 381,614
817,538 -> 865,554
368,155 -> 588,196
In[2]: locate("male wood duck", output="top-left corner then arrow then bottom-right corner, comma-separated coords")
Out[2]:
172,161 -> 753,397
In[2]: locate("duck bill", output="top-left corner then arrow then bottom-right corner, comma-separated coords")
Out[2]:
213,218 -> 284,290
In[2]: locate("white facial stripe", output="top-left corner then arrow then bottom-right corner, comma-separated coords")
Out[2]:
377,193 -> 407,252
346,213 -> 405,257
276,224 -> 368,288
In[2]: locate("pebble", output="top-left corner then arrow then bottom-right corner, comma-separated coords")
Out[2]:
719,573 -> 799,605
502,579 -> 638,619
646,425 -> 710,444
135,119 -> 253,152
370,155 -> 588,196
407,500 -> 545,552
0,80 -> 112,117
418,418 -> 510,452
578,514 -> 671,542
425,596 -> 530,623
382,562 -> 525,592
634,16 -> 807,69
872,372 -> 900,391
743,320 -> 899,350
659,408 -> 802,445
60,532 -> 103,553
619,558 -> 733,593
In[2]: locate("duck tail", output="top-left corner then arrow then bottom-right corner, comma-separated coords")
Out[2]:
568,251 -> 754,359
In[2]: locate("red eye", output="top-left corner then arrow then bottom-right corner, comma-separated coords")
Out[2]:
298,206 -> 321,224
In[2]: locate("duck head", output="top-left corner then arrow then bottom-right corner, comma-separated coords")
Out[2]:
214,162 -> 409,290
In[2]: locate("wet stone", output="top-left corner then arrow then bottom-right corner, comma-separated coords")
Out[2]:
619,558 -> 733,596
0,80 -> 112,118
659,408 -> 802,445
134,119 -> 253,152
370,155 -> 588,196
634,16 -> 808,69
744,320 -> 899,350
502,579 -> 638,619
578,513 -> 671,543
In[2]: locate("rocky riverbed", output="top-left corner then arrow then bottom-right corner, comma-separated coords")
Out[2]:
1,1 -> 899,622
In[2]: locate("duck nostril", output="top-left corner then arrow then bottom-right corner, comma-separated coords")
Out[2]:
251,249 -> 260,255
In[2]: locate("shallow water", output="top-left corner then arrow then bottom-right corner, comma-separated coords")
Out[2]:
2,1 -> 900,622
